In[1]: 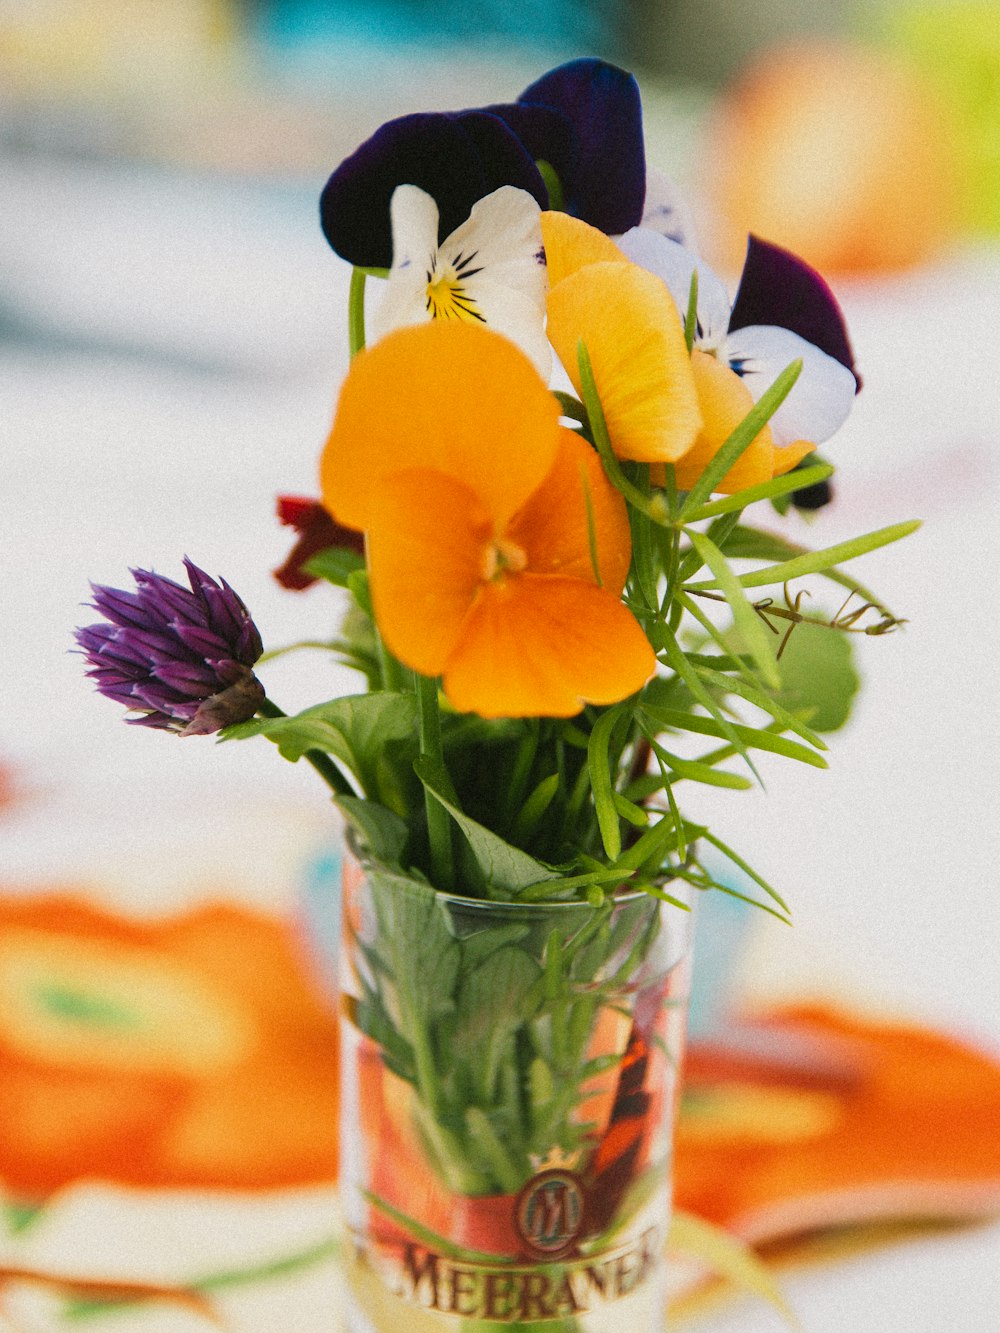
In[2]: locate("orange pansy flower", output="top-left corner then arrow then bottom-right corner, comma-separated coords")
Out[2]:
321,322 -> 656,718
542,212 -> 813,492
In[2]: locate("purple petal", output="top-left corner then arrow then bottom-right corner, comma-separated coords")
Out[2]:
320,110 -> 546,269
517,58 -> 645,234
131,569 -> 204,626
728,236 -> 860,391
132,680 -> 200,716
153,661 -> 218,696
172,621 -> 229,660
78,560 -> 264,732
124,711 -> 180,732
483,100 -> 578,202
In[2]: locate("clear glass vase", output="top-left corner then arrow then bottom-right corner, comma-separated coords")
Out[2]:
338,852 -> 695,1332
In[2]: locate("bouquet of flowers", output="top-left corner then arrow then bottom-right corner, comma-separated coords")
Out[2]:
76,59 -> 915,1333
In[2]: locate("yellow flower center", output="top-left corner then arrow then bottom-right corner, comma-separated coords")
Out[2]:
425,251 -> 486,323
425,272 -> 485,322
481,536 -> 528,582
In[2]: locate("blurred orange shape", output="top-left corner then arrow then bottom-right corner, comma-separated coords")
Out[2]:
705,40 -> 962,276
675,1004 -> 1000,1241
0,895 -> 339,1200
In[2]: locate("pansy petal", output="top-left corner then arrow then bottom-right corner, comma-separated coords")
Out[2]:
508,428 -> 632,593
322,322 -> 561,531
672,350 -> 780,494
453,278 -> 551,378
639,167 -> 698,248
726,324 -> 856,448
485,101 -> 578,207
616,230 -> 731,343
370,185 -> 438,341
443,575 -> 656,718
540,212 -> 623,287
373,185 -> 548,367
320,111 -> 546,269
518,59 -> 646,235
387,182 -> 439,270
729,235 -> 859,387
444,185 -> 546,306
366,468 -> 490,677
370,272 -> 432,343
546,261 -> 702,463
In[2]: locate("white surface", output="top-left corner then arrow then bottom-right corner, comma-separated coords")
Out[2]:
3,150 -> 1000,1328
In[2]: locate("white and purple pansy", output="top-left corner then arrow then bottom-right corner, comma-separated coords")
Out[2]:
320,58 -> 646,270
371,184 -> 550,378
616,229 -> 860,448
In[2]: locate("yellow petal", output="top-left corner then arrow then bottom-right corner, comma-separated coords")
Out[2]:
772,438 -> 817,477
366,469 -> 491,677
321,322 -> 561,532
546,261 -> 702,464
443,575 -> 656,719
508,427 -> 632,595
541,211 -> 624,287
673,351 -> 779,494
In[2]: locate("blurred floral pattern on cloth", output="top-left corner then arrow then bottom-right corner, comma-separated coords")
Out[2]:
3,880 -> 1000,1324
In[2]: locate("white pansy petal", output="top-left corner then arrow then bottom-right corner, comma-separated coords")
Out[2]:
460,278 -> 550,379
443,186 -> 546,308
726,325 -> 857,448
387,184 -> 440,274
370,271 -> 432,342
616,229 -> 731,343
639,166 -> 698,249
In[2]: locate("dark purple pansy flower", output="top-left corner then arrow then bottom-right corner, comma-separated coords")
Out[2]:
514,58 -> 645,236
76,559 -> 265,736
320,58 -> 645,269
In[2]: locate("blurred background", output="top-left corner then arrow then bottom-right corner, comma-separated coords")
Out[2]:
3,1 -> 1000,1329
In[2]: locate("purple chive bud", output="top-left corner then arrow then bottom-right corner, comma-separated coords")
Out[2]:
75,558 -> 266,736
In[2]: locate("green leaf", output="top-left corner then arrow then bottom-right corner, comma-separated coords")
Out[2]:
715,522 -> 910,624
650,741 -> 754,789
238,692 -> 418,799
303,545 -> 366,587
670,1210 -> 803,1329
773,619 -> 860,733
686,520 -> 921,590
680,359 -> 803,516
683,461 -> 834,522
642,704 -> 828,768
654,625 -> 760,782
334,794 -> 409,865
587,704 -> 627,860
683,267 -> 699,352
510,772 -> 560,844
452,947 -> 543,1102
611,808 -> 684,876
694,665 -> 827,750
612,790 -> 649,826
687,529 -> 780,688
698,828 -> 790,913
413,756 -> 560,895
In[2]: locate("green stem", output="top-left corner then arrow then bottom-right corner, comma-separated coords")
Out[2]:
348,266 -> 367,358
257,698 -> 354,796
415,671 -> 454,890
